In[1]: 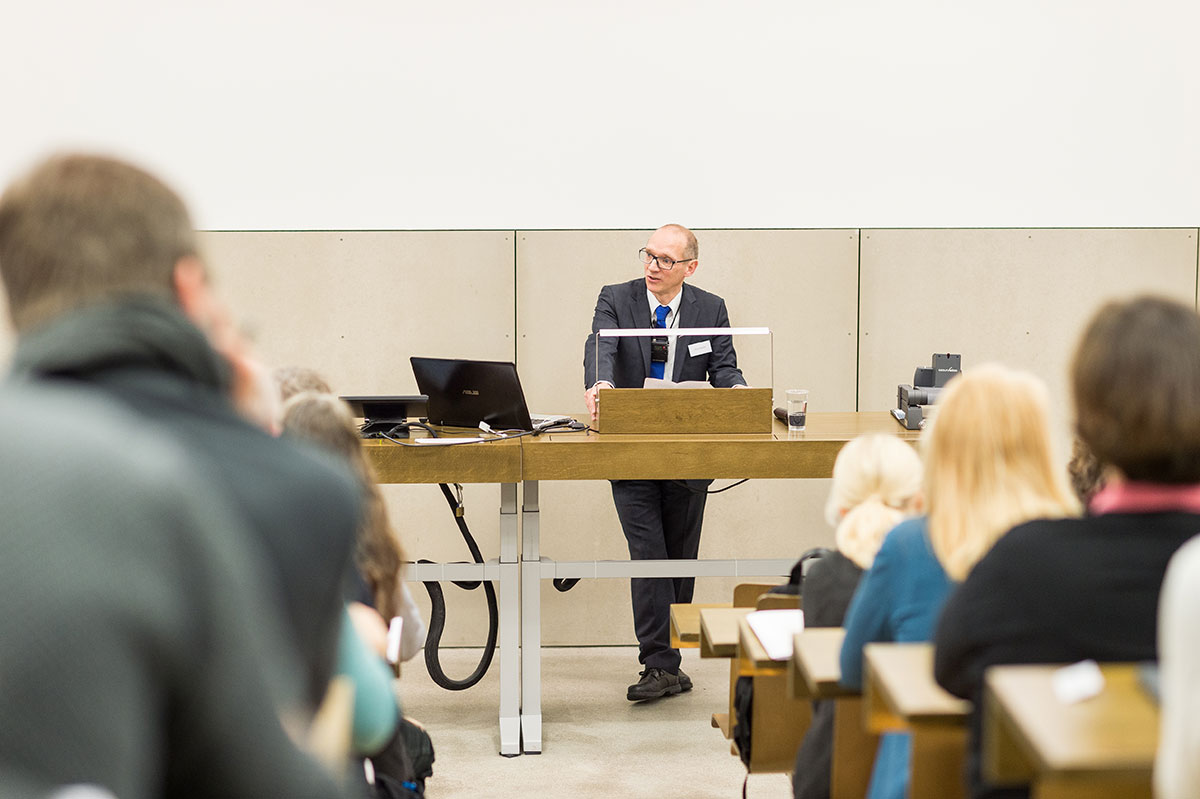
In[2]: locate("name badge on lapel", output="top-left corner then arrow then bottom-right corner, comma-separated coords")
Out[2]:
688,339 -> 713,357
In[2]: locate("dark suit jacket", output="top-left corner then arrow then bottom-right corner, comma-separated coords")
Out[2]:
583,278 -> 746,389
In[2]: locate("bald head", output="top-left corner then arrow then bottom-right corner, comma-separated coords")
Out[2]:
657,224 -> 698,261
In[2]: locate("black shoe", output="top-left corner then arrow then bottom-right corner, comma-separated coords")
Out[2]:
677,669 -> 693,693
627,668 -> 683,701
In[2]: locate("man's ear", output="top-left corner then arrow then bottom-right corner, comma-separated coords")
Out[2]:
172,256 -> 210,324
683,259 -> 699,279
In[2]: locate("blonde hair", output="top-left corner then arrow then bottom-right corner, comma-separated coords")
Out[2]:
924,363 -> 1078,581
825,434 -> 923,569
280,391 -> 406,618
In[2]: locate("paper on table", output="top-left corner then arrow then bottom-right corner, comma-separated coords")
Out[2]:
642,377 -> 712,389
1052,659 -> 1105,704
412,437 -> 484,445
386,616 -> 403,665
746,608 -> 805,661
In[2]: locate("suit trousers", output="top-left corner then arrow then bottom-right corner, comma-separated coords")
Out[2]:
611,478 -> 711,673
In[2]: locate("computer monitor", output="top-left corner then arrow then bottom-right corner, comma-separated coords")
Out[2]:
410,357 -> 535,431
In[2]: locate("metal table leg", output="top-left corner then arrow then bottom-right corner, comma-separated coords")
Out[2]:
520,479 -> 542,753
498,482 -> 521,756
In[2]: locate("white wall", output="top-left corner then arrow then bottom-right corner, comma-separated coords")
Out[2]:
2,0 -> 1197,230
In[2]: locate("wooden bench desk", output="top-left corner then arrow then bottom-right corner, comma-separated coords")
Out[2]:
984,663 -> 1157,799
737,613 -> 800,676
730,613 -> 812,773
792,629 -> 878,799
670,602 -> 731,649
864,643 -> 970,799
699,607 -> 753,659
790,628 -> 849,699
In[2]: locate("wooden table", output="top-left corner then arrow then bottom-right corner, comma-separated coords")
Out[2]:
984,663 -> 1158,799
790,628 -> 850,699
702,612 -> 813,772
364,434 -> 521,484
791,629 -> 878,799
699,607 -> 754,659
864,643 -> 970,799
521,412 -> 919,481
670,602 -> 731,649
367,412 -> 918,755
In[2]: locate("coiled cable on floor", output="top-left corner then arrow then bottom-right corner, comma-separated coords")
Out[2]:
420,482 -> 499,690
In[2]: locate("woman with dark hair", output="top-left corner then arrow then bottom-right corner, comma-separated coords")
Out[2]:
934,295 -> 1200,799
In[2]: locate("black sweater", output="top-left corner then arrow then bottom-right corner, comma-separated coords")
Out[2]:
793,551 -> 864,799
933,513 -> 1200,799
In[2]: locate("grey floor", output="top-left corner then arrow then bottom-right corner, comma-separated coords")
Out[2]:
395,645 -> 793,799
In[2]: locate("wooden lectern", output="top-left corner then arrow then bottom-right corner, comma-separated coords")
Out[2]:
595,387 -> 773,434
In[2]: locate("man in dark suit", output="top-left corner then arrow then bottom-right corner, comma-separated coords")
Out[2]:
583,223 -> 747,701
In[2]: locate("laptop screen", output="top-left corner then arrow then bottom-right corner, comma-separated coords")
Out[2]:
410,357 -> 534,431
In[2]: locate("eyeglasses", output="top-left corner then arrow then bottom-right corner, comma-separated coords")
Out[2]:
639,248 -> 693,272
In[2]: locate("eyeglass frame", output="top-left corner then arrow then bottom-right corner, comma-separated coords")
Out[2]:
639,247 -> 695,272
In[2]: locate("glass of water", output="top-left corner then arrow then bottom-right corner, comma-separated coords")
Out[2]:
786,389 -> 809,432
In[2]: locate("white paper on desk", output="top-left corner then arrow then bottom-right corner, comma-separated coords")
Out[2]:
412,437 -> 484,445
1052,659 -> 1105,704
386,616 -> 403,665
746,609 -> 805,661
642,377 -> 712,389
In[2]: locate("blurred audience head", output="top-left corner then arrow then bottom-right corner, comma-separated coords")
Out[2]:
0,153 -> 198,332
280,391 -> 405,617
825,434 -> 923,569
924,363 -> 1078,580
1072,295 -> 1200,484
274,365 -> 333,404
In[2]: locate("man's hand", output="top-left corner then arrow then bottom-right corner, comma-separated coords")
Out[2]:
585,381 -> 613,425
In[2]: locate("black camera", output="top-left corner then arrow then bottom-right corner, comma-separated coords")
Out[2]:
892,353 -> 961,430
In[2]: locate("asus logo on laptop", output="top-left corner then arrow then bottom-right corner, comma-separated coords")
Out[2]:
462,389 -> 480,395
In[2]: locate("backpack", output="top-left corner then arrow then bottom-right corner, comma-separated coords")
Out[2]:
368,716 -> 435,798
769,546 -> 834,597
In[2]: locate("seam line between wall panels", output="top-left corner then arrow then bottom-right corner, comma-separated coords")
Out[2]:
856,230 -> 862,412
513,232 -> 519,364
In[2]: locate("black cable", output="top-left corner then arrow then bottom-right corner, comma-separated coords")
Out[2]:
402,419 -> 702,664
381,419 -> 587,447
420,482 -> 499,691
670,478 -> 750,495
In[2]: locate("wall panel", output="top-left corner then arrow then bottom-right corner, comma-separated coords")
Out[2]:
200,230 -> 517,394
859,228 -> 1198,449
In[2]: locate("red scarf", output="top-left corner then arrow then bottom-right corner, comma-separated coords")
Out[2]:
1089,481 -> 1200,515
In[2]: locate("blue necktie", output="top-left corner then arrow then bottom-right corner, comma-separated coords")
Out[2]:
650,305 -> 670,380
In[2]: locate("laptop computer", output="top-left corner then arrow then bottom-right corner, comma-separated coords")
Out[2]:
410,357 -> 571,432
